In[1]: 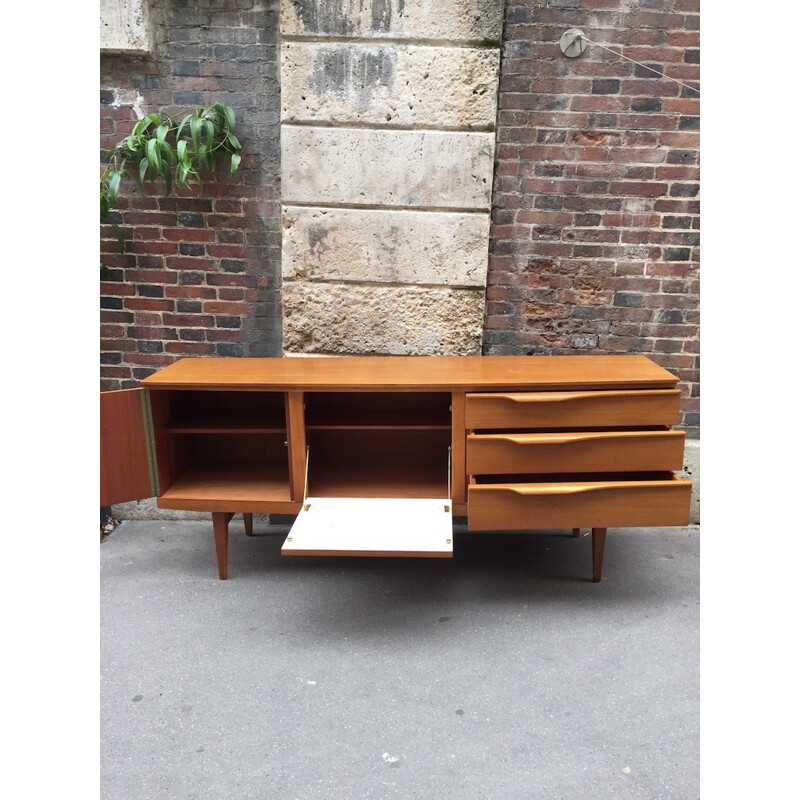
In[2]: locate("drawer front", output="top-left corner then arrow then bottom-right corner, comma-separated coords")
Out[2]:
467,430 -> 686,475
468,478 -> 692,530
465,389 -> 680,429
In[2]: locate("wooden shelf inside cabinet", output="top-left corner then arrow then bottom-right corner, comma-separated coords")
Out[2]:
305,409 -> 451,431
165,409 -> 286,434
159,462 -> 293,509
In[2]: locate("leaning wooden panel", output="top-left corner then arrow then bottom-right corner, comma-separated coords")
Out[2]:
467,477 -> 692,530
465,389 -> 681,429
467,430 -> 686,474
100,388 -> 153,506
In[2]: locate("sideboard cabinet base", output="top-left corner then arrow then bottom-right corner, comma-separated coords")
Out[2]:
99,356 -> 692,581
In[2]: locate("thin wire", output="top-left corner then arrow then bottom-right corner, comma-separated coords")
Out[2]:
577,33 -> 700,95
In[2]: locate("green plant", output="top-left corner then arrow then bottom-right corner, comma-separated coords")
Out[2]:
100,102 -> 242,254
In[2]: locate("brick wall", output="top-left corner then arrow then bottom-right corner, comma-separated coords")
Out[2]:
485,0 -> 699,437
100,0 -> 281,390
100,0 -> 700,437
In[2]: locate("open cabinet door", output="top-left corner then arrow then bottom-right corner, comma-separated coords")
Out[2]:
100,388 -> 156,506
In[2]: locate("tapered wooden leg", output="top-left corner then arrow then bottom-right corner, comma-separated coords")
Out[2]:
212,512 -> 233,580
572,528 -> 581,538
243,513 -> 254,537
592,527 -> 607,583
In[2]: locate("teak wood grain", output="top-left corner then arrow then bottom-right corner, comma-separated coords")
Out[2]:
101,355 -> 692,581
467,429 -> 686,474
141,355 -> 679,392
451,392 -> 466,504
100,389 -> 152,507
465,389 -> 681,429
285,391 -> 306,501
467,477 -> 692,530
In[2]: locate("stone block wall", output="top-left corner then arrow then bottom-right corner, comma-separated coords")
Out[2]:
279,0 -> 505,355
100,0 -> 282,390
487,0 -> 700,436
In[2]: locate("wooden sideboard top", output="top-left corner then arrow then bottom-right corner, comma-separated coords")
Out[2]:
141,355 -> 679,391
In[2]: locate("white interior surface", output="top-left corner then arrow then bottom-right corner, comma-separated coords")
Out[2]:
282,497 -> 453,557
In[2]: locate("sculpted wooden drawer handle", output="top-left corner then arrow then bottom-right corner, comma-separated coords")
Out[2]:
500,390 -> 667,404
497,482 -> 677,496
503,433 -> 589,445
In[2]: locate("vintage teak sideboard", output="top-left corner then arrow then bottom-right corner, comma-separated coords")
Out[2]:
100,355 -> 692,582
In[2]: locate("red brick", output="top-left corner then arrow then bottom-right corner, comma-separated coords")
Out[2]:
164,342 -> 216,355
162,227 -> 217,242
124,270 -> 178,284
100,325 -> 126,338
162,313 -> 215,327
203,301 -> 248,314
165,286 -> 218,300
610,181 -> 668,197
124,298 -> 174,312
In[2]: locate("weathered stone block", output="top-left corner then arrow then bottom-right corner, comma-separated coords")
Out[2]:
281,42 -> 499,128
282,282 -> 485,355
282,206 -> 489,286
100,0 -> 152,54
282,127 -> 495,209
281,0 -> 504,43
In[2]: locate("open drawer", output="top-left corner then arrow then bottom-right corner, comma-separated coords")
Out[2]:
468,473 -> 692,530
467,429 -> 685,474
465,389 -> 681,429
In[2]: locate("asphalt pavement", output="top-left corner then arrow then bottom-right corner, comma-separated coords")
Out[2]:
101,518 -> 699,800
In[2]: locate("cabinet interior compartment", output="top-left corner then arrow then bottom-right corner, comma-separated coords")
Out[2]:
151,389 -> 292,506
306,428 -> 452,499
305,391 -> 451,430
164,390 -> 287,433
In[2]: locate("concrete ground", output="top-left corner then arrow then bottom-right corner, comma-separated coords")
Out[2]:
101,520 -> 699,800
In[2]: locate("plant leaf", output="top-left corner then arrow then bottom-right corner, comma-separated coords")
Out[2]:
139,156 -> 150,184
177,163 -> 189,187
147,138 -> 161,174
177,139 -> 188,164
190,116 -> 202,155
230,153 -> 241,175
100,194 -> 109,219
155,123 -> 169,142
204,119 -> 216,147
227,133 -> 241,150
176,114 -> 193,142
160,140 -> 176,165
221,104 -> 235,131
107,171 -> 122,203
112,223 -> 126,254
